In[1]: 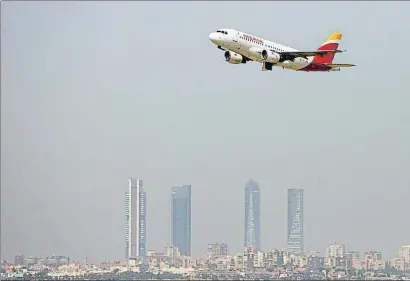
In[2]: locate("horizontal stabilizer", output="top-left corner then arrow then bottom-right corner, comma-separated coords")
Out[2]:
326,63 -> 356,67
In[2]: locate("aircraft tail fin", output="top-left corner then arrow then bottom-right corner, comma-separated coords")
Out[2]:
313,32 -> 342,64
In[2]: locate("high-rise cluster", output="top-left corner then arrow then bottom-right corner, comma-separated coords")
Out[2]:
243,180 -> 304,254
124,180 -> 192,262
124,178 -> 304,260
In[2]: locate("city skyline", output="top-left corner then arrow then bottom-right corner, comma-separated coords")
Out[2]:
5,175 -> 409,262
8,243 -> 410,268
4,174 -> 409,262
2,1 -> 410,263
117,177 -> 401,263
5,244 -> 410,281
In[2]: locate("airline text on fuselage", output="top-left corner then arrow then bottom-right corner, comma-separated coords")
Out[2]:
243,34 -> 264,45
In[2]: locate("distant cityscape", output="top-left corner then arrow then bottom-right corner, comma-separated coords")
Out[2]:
2,178 -> 409,280
124,178 -> 303,263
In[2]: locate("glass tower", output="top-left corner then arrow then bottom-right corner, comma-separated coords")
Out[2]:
171,185 -> 192,256
125,178 -> 146,260
287,188 -> 304,253
244,179 -> 261,251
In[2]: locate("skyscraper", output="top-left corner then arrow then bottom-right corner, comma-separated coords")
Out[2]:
171,185 -> 192,256
287,188 -> 304,253
244,179 -> 261,251
125,178 -> 146,261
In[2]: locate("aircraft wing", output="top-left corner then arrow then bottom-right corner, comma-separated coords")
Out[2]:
278,49 -> 343,57
326,63 -> 356,67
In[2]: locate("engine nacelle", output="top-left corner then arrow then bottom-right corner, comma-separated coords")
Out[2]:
224,51 -> 245,64
261,50 -> 280,64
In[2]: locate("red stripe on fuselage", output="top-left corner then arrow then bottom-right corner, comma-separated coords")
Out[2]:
298,62 -> 332,72
313,42 -> 339,64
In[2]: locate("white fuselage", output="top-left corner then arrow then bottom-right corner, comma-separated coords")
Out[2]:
209,28 -> 313,70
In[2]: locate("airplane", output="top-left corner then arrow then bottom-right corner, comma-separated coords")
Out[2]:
208,28 -> 355,72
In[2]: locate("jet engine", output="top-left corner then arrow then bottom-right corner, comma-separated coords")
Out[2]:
224,51 -> 246,64
261,50 -> 280,64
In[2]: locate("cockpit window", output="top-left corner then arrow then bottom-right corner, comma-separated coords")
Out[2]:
216,30 -> 228,35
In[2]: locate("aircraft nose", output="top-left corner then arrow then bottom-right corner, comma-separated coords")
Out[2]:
209,32 -> 217,42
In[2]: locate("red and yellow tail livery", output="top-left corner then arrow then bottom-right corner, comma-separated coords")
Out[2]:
313,32 -> 342,64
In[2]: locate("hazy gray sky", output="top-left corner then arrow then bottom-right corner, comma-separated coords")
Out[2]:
2,1 -> 409,263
